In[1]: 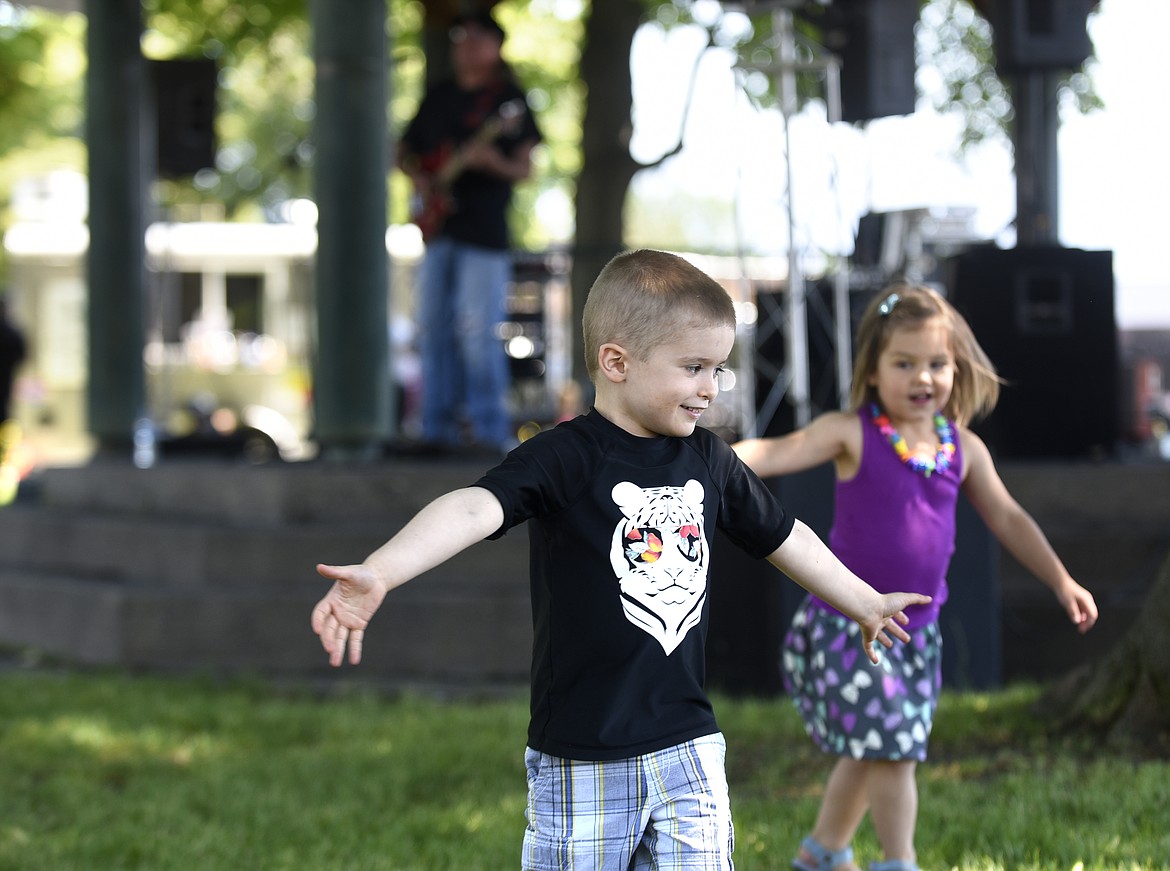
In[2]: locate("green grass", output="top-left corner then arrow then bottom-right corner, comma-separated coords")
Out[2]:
0,669 -> 1165,870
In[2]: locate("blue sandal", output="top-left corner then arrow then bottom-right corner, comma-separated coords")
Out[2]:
869,861 -> 920,871
792,835 -> 854,871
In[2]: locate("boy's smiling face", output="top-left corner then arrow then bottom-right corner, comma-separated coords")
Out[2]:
596,322 -> 736,438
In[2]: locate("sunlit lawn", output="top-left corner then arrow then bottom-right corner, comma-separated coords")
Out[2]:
0,667 -> 1165,870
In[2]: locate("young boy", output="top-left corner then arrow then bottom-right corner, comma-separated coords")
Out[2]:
311,249 -> 929,870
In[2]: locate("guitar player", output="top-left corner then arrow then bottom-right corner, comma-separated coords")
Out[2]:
396,9 -> 542,457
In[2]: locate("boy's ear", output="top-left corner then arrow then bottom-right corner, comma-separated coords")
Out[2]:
597,343 -> 629,384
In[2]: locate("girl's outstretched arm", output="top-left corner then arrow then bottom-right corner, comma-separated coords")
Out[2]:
959,428 -> 1098,633
311,486 -> 506,667
734,411 -> 860,479
766,519 -> 931,663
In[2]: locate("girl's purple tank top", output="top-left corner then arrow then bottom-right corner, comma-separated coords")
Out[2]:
808,409 -> 962,630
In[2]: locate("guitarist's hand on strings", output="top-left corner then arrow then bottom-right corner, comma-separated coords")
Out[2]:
461,137 -> 531,183
459,139 -> 499,173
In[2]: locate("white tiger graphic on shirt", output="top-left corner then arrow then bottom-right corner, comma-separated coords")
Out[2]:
608,479 -> 709,655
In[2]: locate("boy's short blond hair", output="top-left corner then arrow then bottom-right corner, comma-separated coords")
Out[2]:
582,250 -> 737,383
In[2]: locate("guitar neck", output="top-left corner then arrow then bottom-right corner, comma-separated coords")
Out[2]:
410,99 -> 525,239
434,116 -> 506,187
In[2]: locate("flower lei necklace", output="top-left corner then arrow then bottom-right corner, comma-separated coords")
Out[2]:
870,403 -> 955,477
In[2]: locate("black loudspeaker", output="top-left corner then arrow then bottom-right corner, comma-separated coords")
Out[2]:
987,0 -> 1094,71
150,59 -> 218,178
824,0 -> 919,122
949,245 -> 1118,459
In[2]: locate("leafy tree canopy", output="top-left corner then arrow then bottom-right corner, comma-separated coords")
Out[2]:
141,0 -> 314,220
0,3 -> 83,154
0,0 -> 1100,239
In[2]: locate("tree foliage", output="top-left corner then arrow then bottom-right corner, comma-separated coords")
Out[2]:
918,0 -> 1100,150
141,0 -> 314,219
0,4 -> 86,281
0,0 -> 1103,237
0,9 -> 52,155
0,4 -> 83,156
144,0 -> 582,241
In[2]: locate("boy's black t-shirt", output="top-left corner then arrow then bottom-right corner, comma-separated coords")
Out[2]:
474,409 -> 795,761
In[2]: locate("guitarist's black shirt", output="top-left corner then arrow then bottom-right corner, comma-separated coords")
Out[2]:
401,78 -> 541,249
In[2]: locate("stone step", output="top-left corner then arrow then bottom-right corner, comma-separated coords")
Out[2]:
989,462 -> 1170,681
997,461 -> 1170,534
995,527 -> 1170,603
2,458 -> 1166,688
0,503 -> 528,592
32,458 -> 493,524
0,460 -> 533,683
0,563 -> 531,681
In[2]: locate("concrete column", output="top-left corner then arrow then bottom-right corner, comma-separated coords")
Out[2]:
84,0 -> 146,454
310,0 -> 391,459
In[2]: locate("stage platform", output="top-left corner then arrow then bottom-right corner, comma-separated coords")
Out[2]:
0,456 -> 1166,692
0,458 -> 531,690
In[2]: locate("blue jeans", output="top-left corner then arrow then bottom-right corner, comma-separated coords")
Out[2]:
416,238 -> 513,448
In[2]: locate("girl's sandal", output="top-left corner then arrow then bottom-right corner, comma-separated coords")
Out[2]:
792,835 -> 855,871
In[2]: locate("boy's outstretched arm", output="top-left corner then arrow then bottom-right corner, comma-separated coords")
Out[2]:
311,486 -> 505,667
766,519 -> 931,664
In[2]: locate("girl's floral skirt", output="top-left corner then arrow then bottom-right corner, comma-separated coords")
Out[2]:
782,595 -> 942,761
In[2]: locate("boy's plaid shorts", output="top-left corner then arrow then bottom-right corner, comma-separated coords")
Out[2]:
521,732 -> 734,870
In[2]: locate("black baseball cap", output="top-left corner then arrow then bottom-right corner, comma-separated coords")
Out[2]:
449,10 -> 505,42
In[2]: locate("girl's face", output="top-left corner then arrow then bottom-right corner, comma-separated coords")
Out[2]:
602,323 -> 736,438
868,316 -> 955,424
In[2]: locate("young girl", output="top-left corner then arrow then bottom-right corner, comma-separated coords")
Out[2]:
734,283 -> 1098,871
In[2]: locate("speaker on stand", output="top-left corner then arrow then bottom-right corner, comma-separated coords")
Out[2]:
984,0 -> 1095,71
948,245 -> 1118,459
822,0 -> 920,122
149,59 -> 218,179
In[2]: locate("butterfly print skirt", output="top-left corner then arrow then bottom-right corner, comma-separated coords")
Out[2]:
782,596 -> 943,761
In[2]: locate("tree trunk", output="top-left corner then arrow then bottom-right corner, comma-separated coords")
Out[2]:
569,0 -> 645,394
1036,546 -> 1170,754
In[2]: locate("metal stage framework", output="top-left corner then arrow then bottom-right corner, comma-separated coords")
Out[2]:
734,1 -> 854,439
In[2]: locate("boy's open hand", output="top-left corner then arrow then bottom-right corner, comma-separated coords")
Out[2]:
859,592 -> 932,665
311,563 -> 389,667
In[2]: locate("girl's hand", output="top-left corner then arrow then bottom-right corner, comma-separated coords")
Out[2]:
1055,579 -> 1098,634
859,592 -> 932,664
310,563 -> 390,667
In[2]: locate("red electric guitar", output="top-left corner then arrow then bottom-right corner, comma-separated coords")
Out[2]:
410,98 -> 526,240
